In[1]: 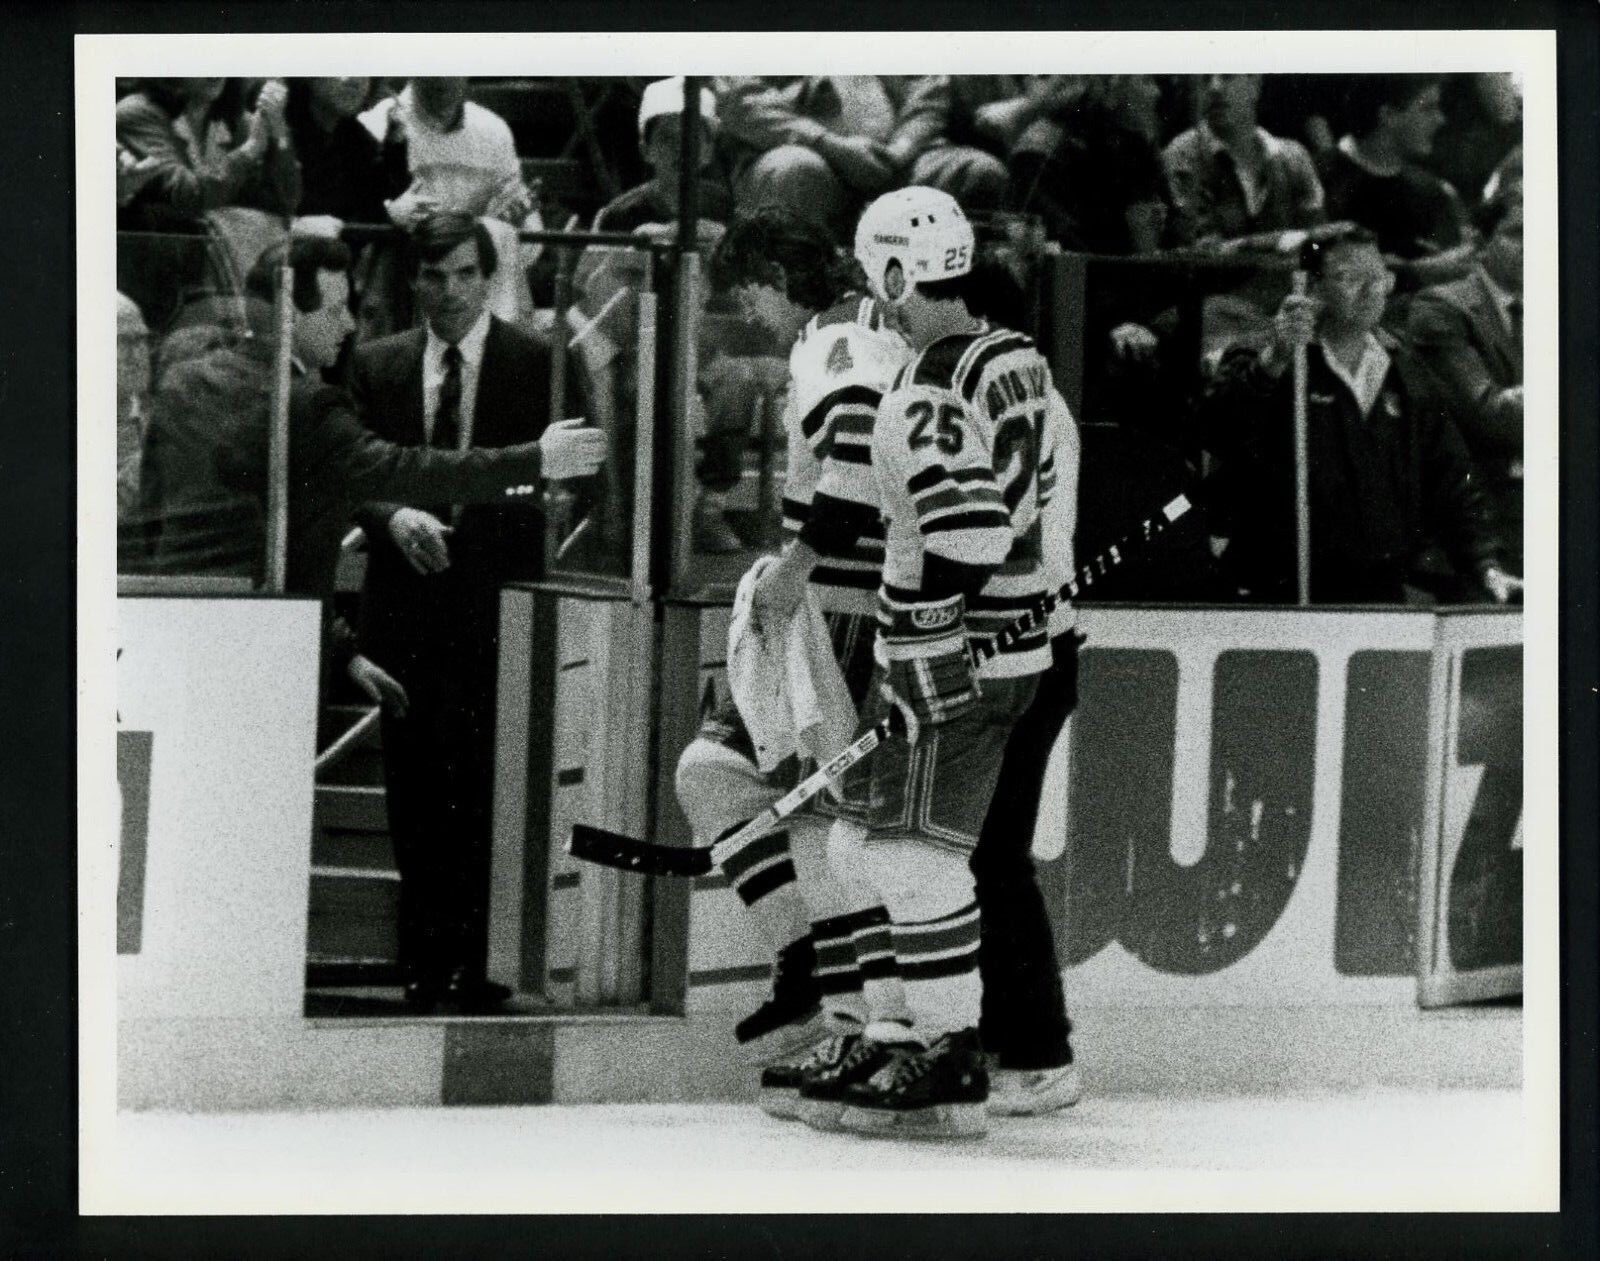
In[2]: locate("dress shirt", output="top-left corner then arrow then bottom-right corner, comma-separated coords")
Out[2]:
422,310 -> 492,447
1318,333 -> 1392,418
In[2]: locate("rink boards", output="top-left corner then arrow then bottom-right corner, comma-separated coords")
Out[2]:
106,596 -> 1523,1110
657,604 -> 1524,1011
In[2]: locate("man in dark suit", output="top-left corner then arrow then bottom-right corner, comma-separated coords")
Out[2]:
1406,193 -> 1524,571
137,236 -> 564,707
350,214 -> 605,1014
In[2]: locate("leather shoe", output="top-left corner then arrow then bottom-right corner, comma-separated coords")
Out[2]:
442,967 -> 512,1014
403,973 -> 447,1015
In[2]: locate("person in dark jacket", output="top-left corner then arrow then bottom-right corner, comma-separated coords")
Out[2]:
349,215 -> 605,1015
1405,193 -> 1524,571
283,77 -> 400,228
1201,226 -> 1519,605
138,236 -> 575,698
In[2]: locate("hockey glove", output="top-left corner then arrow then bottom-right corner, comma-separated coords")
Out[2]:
877,592 -> 980,743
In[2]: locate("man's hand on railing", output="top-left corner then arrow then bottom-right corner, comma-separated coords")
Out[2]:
387,507 -> 453,575
539,418 -> 608,481
348,654 -> 409,718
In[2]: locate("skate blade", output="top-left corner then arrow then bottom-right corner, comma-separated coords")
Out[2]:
759,1089 -> 801,1121
985,1091 -> 1082,1117
795,1097 -> 848,1132
838,1102 -> 989,1139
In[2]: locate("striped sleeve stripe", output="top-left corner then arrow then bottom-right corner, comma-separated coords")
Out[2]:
906,464 -> 951,495
914,483 -> 1005,513
800,384 -> 881,442
829,445 -> 872,465
922,508 -> 1012,534
957,332 -> 1035,401
832,411 -> 876,438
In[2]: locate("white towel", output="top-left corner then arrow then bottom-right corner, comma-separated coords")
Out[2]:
727,557 -> 858,774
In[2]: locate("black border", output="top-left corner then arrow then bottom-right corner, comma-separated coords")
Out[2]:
4,0 -> 1595,1254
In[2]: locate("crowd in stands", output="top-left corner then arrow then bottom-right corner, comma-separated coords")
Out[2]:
116,72 -> 1526,603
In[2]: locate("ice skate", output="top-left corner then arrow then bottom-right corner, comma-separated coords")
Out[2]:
758,1015 -> 864,1120
794,1034 -> 916,1132
837,1029 -> 990,1139
985,1063 -> 1083,1116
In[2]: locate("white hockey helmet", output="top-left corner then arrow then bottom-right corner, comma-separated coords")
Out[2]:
853,186 -> 975,306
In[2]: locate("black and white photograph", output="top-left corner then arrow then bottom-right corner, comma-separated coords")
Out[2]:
76,26 -> 1565,1218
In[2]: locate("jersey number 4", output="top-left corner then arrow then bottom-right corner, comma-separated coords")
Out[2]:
906,399 -> 964,456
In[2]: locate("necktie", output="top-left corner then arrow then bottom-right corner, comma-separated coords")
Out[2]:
433,343 -> 462,450
1506,298 -> 1522,349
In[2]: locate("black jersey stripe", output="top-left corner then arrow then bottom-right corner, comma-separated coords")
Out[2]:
800,384 -> 882,441
922,508 -> 1011,534
911,332 -> 983,389
958,332 -> 1036,401
906,465 -> 951,495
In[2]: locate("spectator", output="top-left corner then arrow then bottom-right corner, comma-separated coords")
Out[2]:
1318,76 -> 1473,277
713,76 -> 906,240
284,77 -> 399,230
577,78 -> 788,556
1162,74 -> 1326,250
350,214 -> 604,1015
1257,74 -> 1350,159
116,78 -> 300,229
1406,192 -> 1524,572
116,295 -> 152,526
1012,74 -> 1171,254
359,77 -> 541,326
1428,74 -> 1523,212
1200,226 -> 1518,605
878,75 -> 1028,213
592,77 -> 733,233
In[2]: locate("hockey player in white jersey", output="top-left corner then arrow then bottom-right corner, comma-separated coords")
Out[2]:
788,187 -> 1081,1138
673,208 -> 915,1077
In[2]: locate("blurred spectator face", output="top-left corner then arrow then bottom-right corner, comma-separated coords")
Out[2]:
1113,75 -> 1163,142
1315,241 -> 1395,333
1381,82 -> 1447,160
294,269 -> 356,370
1476,73 -> 1521,126
1200,74 -> 1261,133
180,78 -> 226,109
643,115 -> 715,185
309,77 -> 370,120
1482,200 -> 1524,294
731,279 -> 810,344
414,237 -> 490,344
411,77 -> 468,122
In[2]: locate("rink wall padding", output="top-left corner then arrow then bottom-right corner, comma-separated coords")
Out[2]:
111,598 -> 1522,1111
665,605 -> 1524,1011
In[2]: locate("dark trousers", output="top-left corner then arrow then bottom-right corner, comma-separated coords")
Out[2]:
380,647 -> 498,984
971,633 -> 1080,1070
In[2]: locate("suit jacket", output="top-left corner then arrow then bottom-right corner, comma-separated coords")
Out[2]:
1201,334 -> 1501,602
140,342 -> 546,602
1405,269 -> 1522,472
350,317 -> 559,670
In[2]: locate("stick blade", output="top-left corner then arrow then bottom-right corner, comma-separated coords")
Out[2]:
568,823 -> 714,878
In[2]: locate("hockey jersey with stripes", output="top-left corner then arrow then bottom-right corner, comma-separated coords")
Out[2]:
780,294 -> 914,615
871,324 -> 1079,679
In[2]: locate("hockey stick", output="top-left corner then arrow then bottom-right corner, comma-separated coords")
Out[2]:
569,492 -> 1194,877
